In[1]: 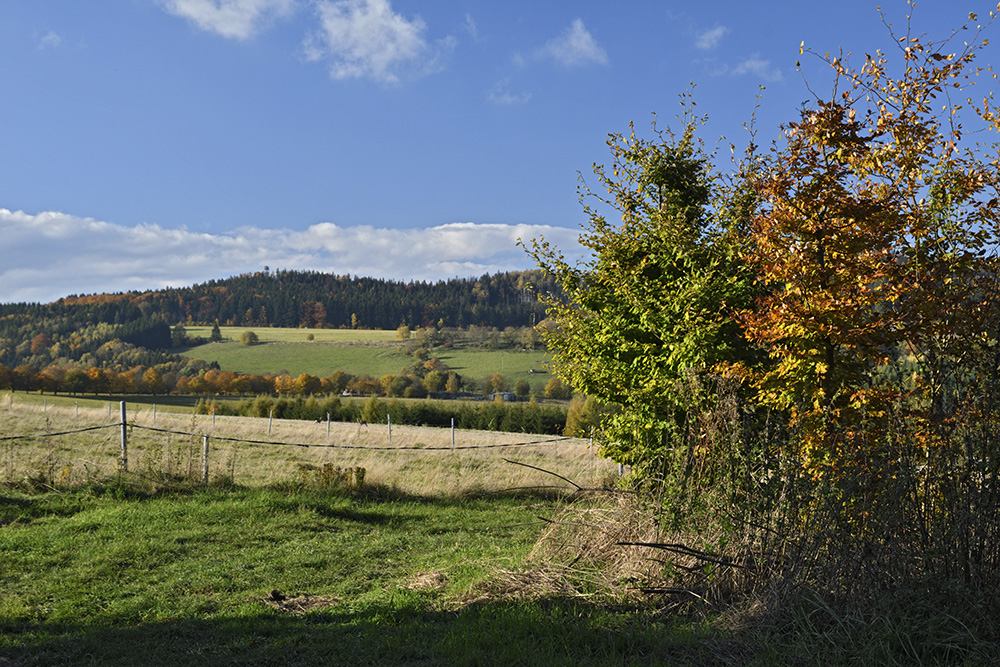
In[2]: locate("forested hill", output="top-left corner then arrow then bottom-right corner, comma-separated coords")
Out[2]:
0,269 -> 561,375
54,269 -> 558,330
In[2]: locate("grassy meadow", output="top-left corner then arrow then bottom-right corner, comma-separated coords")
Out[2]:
0,395 -> 725,667
178,326 -> 553,388
0,484 -> 735,666
4,395 -> 993,664
0,393 -> 609,494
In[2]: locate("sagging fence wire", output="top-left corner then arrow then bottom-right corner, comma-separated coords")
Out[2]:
131,423 -> 575,451
3,403 -> 579,452
2,399 -> 611,491
0,424 -> 118,442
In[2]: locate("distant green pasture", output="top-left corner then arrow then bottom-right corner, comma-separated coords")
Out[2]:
183,326 -> 398,344
179,328 -> 552,385
181,341 -> 409,377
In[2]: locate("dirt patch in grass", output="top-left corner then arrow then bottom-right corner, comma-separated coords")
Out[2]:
261,589 -> 338,614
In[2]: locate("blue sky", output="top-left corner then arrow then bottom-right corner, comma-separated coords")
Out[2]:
1,1 -> 996,303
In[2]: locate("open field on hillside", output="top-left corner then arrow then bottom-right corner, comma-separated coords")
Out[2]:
183,325 -> 399,344
179,327 -> 553,387
0,393 -> 612,494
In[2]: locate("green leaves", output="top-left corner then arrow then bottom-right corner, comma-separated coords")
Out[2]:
525,113 -> 761,468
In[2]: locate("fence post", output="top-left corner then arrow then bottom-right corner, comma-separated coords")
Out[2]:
75,400 -> 79,419
326,413 -> 331,441
387,414 -> 391,443
268,409 -> 273,436
451,417 -> 455,449
212,405 -> 216,427
120,401 -> 128,473
202,435 -> 210,484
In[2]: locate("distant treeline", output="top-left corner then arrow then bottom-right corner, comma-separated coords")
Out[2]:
57,269 -> 558,330
202,394 -> 570,436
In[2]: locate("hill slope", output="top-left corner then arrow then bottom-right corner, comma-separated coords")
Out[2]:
0,269 -> 559,378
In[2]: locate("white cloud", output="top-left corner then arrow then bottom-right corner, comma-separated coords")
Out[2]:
732,54 -> 783,82
462,13 -> 479,41
0,209 -> 584,304
159,0 -> 297,40
695,25 -> 729,50
487,78 -> 531,105
537,19 -> 607,67
305,0 -> 450,84
37,30 -> 63,50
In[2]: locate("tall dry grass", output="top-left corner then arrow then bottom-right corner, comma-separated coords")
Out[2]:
0,392 -> 616,495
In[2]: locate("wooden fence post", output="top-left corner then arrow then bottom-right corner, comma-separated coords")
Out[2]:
202,435 -> 210,484
120,401 -> 128,473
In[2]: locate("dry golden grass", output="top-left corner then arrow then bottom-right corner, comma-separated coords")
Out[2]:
0,392 -> 617,495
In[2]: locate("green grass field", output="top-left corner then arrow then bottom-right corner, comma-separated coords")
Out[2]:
183,326 -> 399,344
179,327 -> 553,387
0,402 -> 713,666
0,486 -> 730,666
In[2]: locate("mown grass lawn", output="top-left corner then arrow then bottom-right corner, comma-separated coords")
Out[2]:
0,486 -> 718,666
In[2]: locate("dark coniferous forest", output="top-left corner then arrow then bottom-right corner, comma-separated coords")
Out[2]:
60,269 -> 556,330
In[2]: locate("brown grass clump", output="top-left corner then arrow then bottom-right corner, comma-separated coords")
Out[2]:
405,570 -> 449,591
468,490 -> 775,616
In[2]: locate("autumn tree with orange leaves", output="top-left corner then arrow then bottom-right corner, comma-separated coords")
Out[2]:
741,9 -> 1000,481
728,8 -> 1000,590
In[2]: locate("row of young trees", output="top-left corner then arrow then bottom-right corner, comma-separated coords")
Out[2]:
529,12 -> 1000,603
202,394 -> 571,436
0,359 -> 572,403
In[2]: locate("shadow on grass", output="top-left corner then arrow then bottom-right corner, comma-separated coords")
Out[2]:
0,596 -> 725,667
0,494 -> 91,526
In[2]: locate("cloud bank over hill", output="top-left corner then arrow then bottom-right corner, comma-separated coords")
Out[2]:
0,209 -> 583,304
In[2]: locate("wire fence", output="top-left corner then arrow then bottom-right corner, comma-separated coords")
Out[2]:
1,396 -> 615,494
